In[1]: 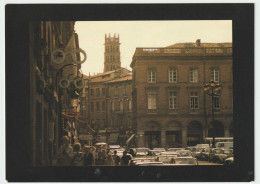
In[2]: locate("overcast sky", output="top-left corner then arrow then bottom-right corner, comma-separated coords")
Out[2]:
75,20 -> 232,75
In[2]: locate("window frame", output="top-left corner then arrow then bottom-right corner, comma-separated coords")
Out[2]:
210,68 -> 219,83
169,92 -> 178,109
213,96 -> 220,109
147,68 -> 156,83
190,92 -> 199,109
147,91 -> 157,110
190,68 -> 198,83
169,68 -> 178,83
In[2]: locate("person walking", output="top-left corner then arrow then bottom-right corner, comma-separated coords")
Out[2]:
120,151 -> 131,166
83,146 -> 93,166
104,153 -> 114,166
56,136 -> 73,166
95,151 -> 105,165
112,150 -> 120,166
71,142 -> 84,166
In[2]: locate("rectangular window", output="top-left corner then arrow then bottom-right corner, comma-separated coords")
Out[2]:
90,89 -> 94,96
96,102 -> 100,111
147,92 -> 157,109
169,68 -> 177,83
90,102 -> 94,112
102,88 -> 106,96
111,101 -> 115,112
128,99 -> 132,112
190,92 -> 199,109
211,68 -> 219,82
102,101 -> 106,111
96,88 -> 100,96
169,92 -> 177,109
148,69 -> 156,83
190,69 -> 198,82
120,101 -> 123,112
106,88 -> 110,97
114,87 -> 118,96
213,97 -> 220,109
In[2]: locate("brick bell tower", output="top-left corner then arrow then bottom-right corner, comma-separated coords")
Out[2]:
104,33 -> 121,72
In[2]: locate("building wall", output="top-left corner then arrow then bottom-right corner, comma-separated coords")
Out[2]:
132,46 -> 233,148
30,21 -> 80,166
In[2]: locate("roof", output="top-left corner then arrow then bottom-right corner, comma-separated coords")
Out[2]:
166,42 -> 232,48
105,75 -> 132,84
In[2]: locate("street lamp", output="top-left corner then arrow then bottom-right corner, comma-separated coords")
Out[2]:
204,80 -> 221,148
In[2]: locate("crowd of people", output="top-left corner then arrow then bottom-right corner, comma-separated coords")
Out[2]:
56,136 -> 132,166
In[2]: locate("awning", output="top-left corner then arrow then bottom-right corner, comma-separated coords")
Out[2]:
108,133 -> 119,143
61,112 -> 96,134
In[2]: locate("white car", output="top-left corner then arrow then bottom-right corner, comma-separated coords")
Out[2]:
135,148 -> 149,156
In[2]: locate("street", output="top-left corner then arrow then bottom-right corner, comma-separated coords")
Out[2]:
198,161 -> 223,165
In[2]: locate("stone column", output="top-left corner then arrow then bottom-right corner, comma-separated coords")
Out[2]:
161,129 -> 166,148
182,126 -> 187,148
224,127 -> 230,137
137,131 -> 145,147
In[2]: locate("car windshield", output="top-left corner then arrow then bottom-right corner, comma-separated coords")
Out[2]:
174,158 -> 197,165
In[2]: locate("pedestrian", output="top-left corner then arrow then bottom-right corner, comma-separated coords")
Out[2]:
83,146 -> 94,166
120,151 -> 131,166
90,146 -> 96,165
112,150 -> 120,166
101,149 -> 107,160
104,153 -> 114,166
129,148 -> 136,157
95,151 -> 105,165
71,142 -> 84,166
56,136 -> 73,166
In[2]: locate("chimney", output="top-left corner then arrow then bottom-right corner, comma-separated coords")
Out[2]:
196,39 -> 201,47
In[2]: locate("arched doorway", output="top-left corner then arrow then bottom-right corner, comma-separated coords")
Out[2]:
166,121 -> 182,148
144,121 -> 161,149
208,121 -> 224,137
187,121 -> 203,146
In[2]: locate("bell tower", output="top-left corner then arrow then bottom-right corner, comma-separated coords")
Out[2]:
104,33 -> 121,72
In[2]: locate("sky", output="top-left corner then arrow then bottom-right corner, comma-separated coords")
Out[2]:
75,20 -> 232,75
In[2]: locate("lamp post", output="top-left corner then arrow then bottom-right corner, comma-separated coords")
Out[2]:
204,80 -> 221,148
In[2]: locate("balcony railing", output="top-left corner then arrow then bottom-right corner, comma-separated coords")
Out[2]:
134,47 -> 232,57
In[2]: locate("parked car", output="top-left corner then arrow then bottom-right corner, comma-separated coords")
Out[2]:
214,149 -> 233,163
156,154 -> 179,164
168,148 -> 185,152
191,147 -> 205,158
131,157 -> 156,166
216,142 -> 233,149
172,157 -> 198,165
135,148 -> 149,156
209,148 -> 224,162
95,142 -> 109,151
148,148 -> 166,156
176,150 -> 192,157
198,148 -> 212,161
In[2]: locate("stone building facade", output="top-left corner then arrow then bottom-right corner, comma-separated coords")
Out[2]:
29,21 -> 84,166
131,39 -> 233,148
80,34 -> 133,146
